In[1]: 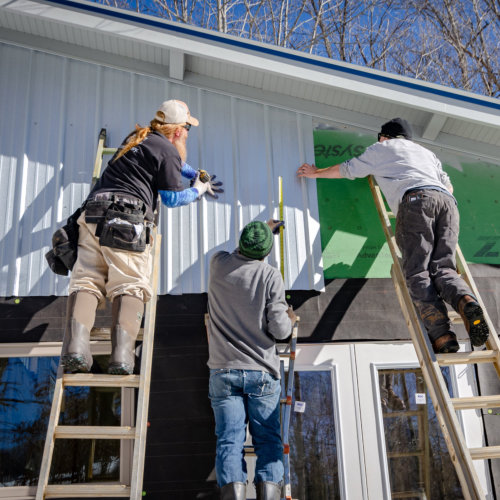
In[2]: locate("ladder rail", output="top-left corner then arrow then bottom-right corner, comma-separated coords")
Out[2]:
368,175 -> 488,500
91,128 -> 107,188
455,246 -> 500,376
281,319 -> 299,500
129,230 -> 162,500
37,129 -> 160,499
36,364 -> 65,500
390,266 -> 484,500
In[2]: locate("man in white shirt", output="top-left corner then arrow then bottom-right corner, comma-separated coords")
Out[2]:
297,117 -> 489,353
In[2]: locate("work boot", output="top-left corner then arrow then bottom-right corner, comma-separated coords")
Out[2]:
220,482 -> 246,500
108,295 -> 144,375
256,481 -> 281,500
431,332 -> 459,354
61,291 -> 98,373
457,295 -> 490,347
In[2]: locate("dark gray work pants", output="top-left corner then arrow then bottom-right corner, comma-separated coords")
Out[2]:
395,189 -> 472,342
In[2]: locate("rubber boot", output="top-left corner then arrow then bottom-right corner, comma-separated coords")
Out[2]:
256,481 -> 281,500
61,291 -> 97,373
220,482 -> 246,500
457,295 -> 490,347
108,295 -> 144,375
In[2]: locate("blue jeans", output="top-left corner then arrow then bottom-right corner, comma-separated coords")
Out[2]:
209,369 -> 284,487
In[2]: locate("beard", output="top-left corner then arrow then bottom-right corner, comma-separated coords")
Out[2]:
174,136 -> 187,163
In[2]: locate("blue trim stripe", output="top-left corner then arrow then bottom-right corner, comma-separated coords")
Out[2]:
47,0 -> 500,111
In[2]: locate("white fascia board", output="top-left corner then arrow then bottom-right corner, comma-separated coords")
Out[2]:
3,0 -> 500,127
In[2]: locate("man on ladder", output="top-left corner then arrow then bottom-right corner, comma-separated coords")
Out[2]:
58,99 -> 222,375
297,117 -> 490,354
40,100 -> 224,499
206,220 -> 297,500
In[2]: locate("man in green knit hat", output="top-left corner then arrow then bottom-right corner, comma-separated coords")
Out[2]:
207,219 -> 296,500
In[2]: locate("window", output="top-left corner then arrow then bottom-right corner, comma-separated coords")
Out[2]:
378,368 -> 464,499
290,370 -> 340,499
0,348 -> 131,497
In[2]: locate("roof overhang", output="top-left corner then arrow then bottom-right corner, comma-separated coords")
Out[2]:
1,0 -> 499,161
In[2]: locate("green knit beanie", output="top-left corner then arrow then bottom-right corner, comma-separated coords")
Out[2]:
239,221 -> 273,259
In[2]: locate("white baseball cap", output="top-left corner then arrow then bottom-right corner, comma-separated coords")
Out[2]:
154,99 -> 199,126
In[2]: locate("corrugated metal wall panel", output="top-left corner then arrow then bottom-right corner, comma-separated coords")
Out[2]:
0,43 -> 32,297
0,42 -> 324,296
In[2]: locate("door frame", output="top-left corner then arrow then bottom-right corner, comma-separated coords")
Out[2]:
292,341 -> 493,500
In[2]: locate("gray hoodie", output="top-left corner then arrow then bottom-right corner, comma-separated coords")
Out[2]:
207,250 -> 292,378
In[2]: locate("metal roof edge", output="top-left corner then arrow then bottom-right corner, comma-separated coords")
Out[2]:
34,0 -> 499,113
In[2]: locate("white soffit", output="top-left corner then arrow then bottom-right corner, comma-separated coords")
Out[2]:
0,0 -> 499,141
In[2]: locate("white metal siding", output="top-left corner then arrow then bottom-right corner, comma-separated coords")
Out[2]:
0,42 -> 323,296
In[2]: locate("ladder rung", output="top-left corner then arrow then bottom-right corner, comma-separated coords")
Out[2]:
45,483 -> 130,498
91,327 -> 143,340
448,310 -> 462,324
387,450 -> 424,459
90,327 -> 111,339
244,445 -> 255,456
63,373 -> 141,387
387,211 -> 395,218
469,445 -> 500,460
55,425 -> 136,439
436,350 -> 498,366
451,395 -> 500,410
392,492 -> 426,499
383,410 -> 423,418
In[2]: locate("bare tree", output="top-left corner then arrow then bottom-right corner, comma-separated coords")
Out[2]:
402,0 -> 499,96
92,0 -> 499,96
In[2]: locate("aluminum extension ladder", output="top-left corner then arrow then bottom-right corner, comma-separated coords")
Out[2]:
204,315 -> 299,500
369,175 -> 500,500
278,318 -> 299,500
36,129 -> 161,499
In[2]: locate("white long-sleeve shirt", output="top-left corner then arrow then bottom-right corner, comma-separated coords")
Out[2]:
340,138 -> 453,214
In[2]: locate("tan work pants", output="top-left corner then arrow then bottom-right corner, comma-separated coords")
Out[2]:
69,212 -> 153,303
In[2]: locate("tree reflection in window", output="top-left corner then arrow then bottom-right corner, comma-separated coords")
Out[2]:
0,356 -> 121,487
289,370 -> 340,500
379,368 -> 465,500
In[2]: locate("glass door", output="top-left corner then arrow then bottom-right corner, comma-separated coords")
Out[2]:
290,344 -> 365,500
244,342 -> 492,499
355,343 -> 493,500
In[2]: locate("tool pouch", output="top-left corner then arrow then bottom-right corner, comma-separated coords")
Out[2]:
99,208 -> 149,252
84,199 -> 114,225
45,207 -> 82,275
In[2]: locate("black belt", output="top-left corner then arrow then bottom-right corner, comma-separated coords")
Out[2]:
402,188 -> 427,203
91,192 -> 142,205
402,187 -> 456,205
86,192 -> 153,221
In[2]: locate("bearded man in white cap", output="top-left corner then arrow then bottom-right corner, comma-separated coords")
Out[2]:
61,100 -> 223,375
